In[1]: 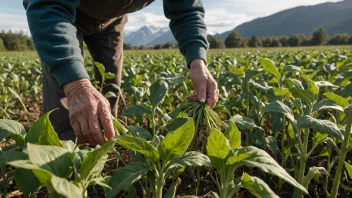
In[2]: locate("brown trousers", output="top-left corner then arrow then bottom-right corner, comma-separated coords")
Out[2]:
43,11 -> 127,141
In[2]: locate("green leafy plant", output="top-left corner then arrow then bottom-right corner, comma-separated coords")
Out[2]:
206,121 -> 307,198
107,118 -> 211,198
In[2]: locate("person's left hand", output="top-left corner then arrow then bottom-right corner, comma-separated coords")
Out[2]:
189,59 -> 219,108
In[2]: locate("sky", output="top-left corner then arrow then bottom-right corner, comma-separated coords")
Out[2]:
0,0 -> 341,35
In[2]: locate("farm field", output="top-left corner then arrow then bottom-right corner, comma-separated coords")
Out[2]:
0,46 -> 352,198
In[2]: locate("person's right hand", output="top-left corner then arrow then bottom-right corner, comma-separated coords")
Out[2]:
63,78 -> 115,145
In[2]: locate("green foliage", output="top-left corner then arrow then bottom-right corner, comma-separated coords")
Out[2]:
0,38 -> 5,51
1,47 -> 352,197
225,32 -> 246,48
248,35 -> 262,47
311,28 -> 328,45
208,35 -> 226,49
0,31 -> 34,51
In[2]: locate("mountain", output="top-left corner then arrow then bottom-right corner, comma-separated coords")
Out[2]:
216,0 -> 352,40
124,26 -> 176,46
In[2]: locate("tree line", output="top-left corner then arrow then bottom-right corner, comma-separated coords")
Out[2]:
0,31 -> 34,51
0,28 -> 351,52
209,28 -> 352,49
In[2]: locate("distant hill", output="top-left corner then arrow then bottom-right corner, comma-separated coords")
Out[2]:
124,26 -> 176,47
216,0 -> 352,40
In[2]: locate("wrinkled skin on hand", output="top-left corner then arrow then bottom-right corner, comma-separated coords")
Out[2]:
189,59 -> 219,109
63,78 -> 115,145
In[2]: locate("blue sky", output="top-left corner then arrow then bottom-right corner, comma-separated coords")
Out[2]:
1,0 -> 341,35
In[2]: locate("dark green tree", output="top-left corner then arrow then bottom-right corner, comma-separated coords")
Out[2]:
279,36 -> 289,47
225,32 -> 246,48
207,35 -> 225,49
153,44 -> 162,49
0,38 -> 5,51
349,35 -> 352,45
287,35 -> 301,46
311,28 -> 328,45
247,35 -> 262,47
270,36 -> 282,47
123,43 -> 133,50
262,37 -> 272,47
328,33 -> 350,45
0,31 -> 34,51
298,34 -> 311,46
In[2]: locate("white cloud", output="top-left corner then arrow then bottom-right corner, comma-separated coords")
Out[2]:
124,11 -> 169,31
0,12 -> 30,34
204,9 -> 253,34
0,0 -> 343,36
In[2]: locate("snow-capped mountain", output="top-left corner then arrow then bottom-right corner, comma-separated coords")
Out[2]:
124,26 -> 176,47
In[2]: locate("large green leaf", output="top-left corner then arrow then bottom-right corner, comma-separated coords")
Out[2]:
168,151 -> 212,169
296,115 -> 343,140
159,118 -> 194,162
14,168 -> 40,198
25,110 -> 63,147
315,81 -> 338,88
206,128 -> 231,170
273,87 -> 291,97
324,92 -> 349,108
225,121 -> 241,149
27,143 -> 72,178
230,114 -> 259,130
121,104 -> 151,117
240,172 -> 279,198
344,162 -> 352,179
300,73 -> 319,95
289,88 -> 315,105
79,140 -> 115,181
283,78 -> 304,90
149,79 -> 168,109
0,119 -> 26,147
313,99 -> 344,113
282,65 -> 302,73
94,62 -> 105,78
265,136 -> 279,155
228,146 -> 307,194
262,101 -> 296,124
9,160 -> 82,198
107,162 -> 151,198
51,175 -> 83,198
117,136 -> 159,163
0,151 -> 27,167
259,58 -> 281,81
126,125 -> 152,141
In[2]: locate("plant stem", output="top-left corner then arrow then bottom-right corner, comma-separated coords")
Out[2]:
279,115 -> 286,190
1,167 -> 8,198
99,76 -> 105,93
294,128 -> 309,197
155,176 -> 164,198
330,108 -> 352,198
281,116 -> 286,168
151,110 -> 156,136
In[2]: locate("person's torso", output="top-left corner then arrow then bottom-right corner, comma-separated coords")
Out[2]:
77,0 -> 155,21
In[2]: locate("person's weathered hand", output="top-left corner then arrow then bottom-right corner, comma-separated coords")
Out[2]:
189,59 -> 219,109
63,78 -> 115,145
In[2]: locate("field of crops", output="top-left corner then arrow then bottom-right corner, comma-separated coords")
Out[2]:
1,47 -> 352,198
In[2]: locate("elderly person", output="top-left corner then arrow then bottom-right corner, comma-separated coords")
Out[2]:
24,0 -> 218,145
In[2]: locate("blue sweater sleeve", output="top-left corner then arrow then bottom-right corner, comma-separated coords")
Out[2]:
26,0 -> 89,87
163,0 -> 209,67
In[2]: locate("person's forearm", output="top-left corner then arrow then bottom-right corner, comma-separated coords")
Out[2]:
27,0 -> 89,87
163,0 -> 208,67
